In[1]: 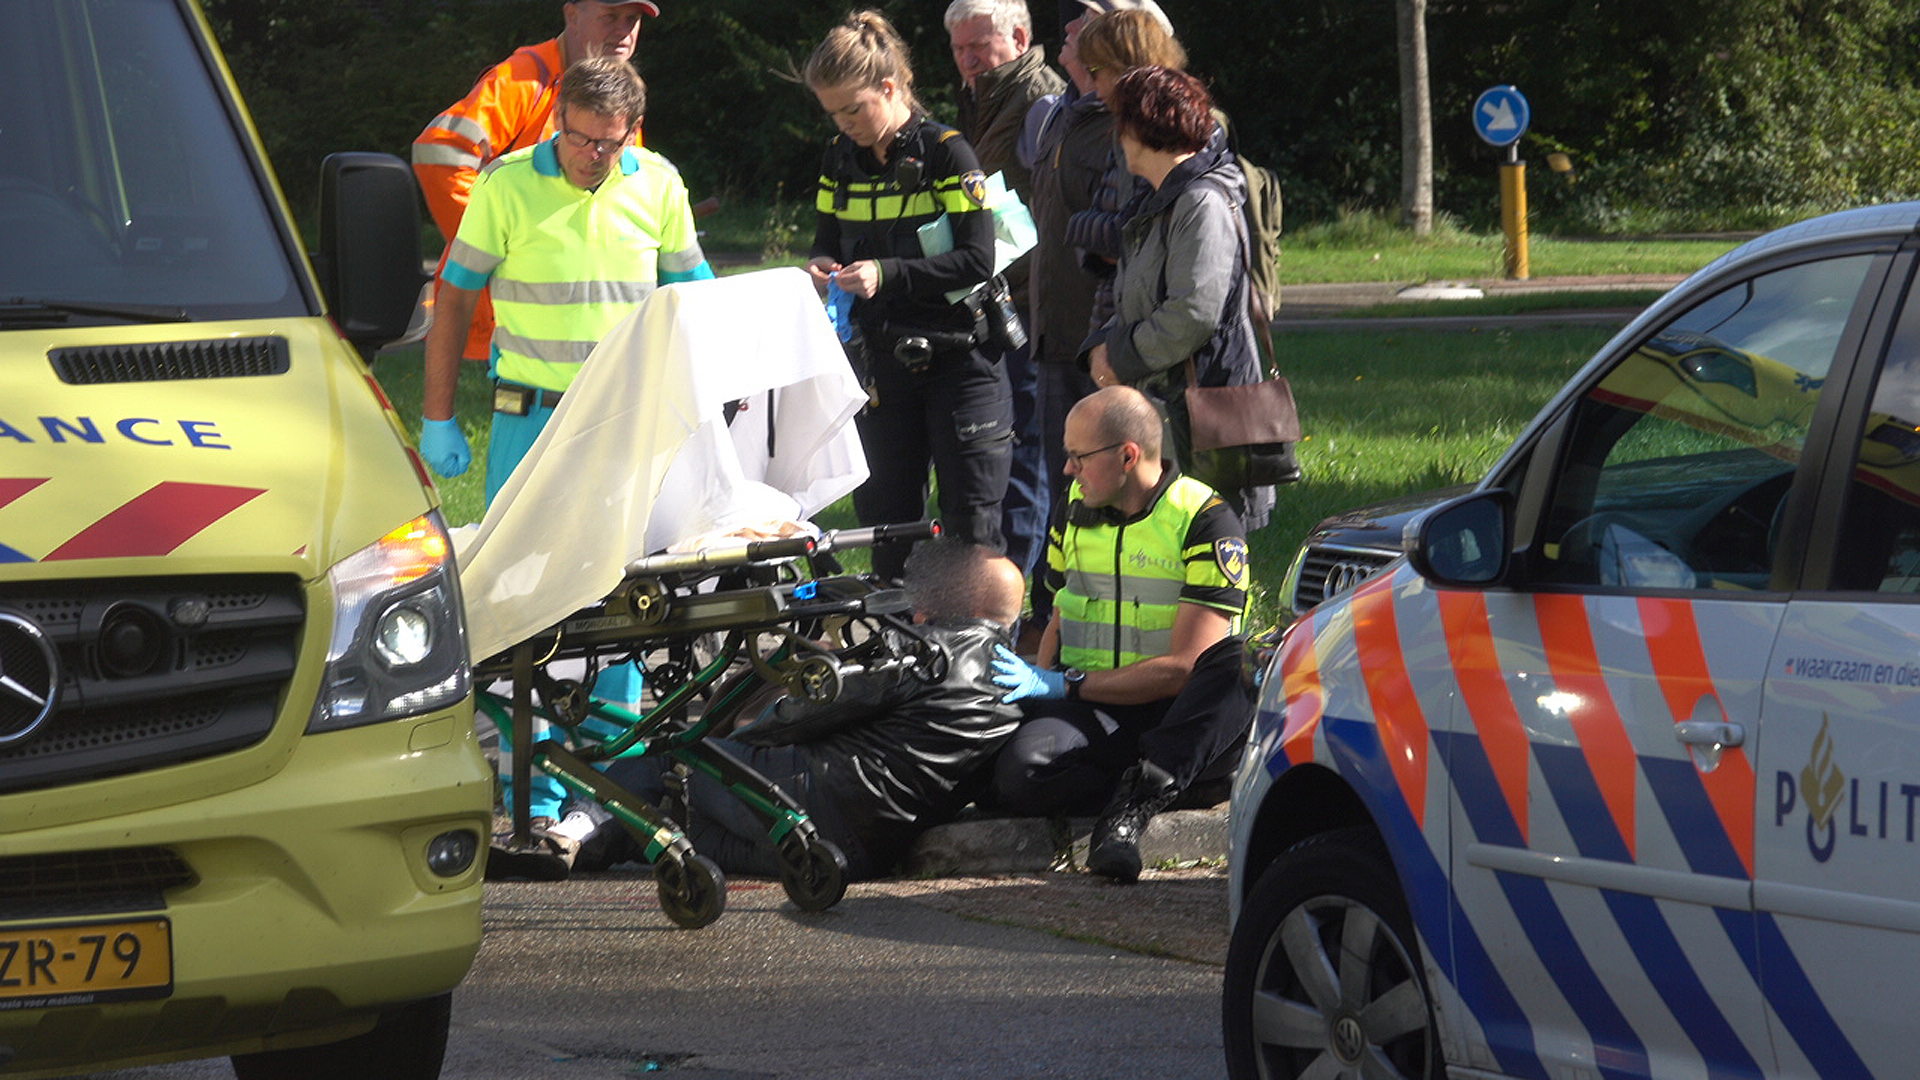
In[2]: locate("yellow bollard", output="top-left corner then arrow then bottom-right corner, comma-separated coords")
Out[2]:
1500,161 -> 1529,280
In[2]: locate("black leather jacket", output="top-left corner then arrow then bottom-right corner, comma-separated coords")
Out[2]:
735,616 -> 1020,872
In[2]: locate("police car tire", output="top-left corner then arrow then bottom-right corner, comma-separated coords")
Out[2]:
230,991 -> 451,1080
1222,828 -> 1438,1080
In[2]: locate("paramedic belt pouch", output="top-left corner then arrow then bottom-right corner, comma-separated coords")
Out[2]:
493,381 -> 564,416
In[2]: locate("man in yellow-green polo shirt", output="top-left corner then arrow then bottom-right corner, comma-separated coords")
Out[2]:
987,385 -> 1255,882
420,55 -> 712,505
418,55 -> 711,880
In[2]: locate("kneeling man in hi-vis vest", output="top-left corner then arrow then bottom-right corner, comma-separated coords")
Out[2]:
987,384 -> 1256,882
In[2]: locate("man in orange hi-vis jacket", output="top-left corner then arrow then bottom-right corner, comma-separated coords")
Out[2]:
412,0 -> 658,362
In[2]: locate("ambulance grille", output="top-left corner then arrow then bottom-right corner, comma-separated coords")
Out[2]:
48,336 -> 290,384
0,847 -> 197,920
1292,543 -> 1399,612
0,575 -> 303,795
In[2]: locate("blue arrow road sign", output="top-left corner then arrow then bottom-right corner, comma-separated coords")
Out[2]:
1473,85 -> 1529,147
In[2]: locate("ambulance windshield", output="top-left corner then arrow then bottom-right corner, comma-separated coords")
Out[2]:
0,0 -> 304,323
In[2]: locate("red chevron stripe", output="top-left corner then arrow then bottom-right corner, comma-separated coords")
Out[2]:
0,479 -> 49,509
45,482 -> 266,561
1352,574 -> 1431,827
1277,615 -> 1323,768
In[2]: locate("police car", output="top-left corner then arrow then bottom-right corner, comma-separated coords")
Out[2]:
1225,202 -> 1920,1079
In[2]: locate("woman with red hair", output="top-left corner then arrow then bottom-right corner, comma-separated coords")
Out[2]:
1083,65 -> 1273,528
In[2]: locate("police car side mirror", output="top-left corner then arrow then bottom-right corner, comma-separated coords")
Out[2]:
1404,490 -> 1512,588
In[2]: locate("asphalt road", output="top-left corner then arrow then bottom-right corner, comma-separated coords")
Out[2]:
84,868 -> 1229,1080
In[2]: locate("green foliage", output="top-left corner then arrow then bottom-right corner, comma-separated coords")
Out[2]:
203,0 -> 556,219
203,0 -> 1920,255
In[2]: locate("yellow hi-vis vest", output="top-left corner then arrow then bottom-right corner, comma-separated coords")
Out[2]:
443,136 -> 711,391
1053,474 -> 1248,672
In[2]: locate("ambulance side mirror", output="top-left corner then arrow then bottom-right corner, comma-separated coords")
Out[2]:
315,152 -> 429,357
1404,490 -> 1511,588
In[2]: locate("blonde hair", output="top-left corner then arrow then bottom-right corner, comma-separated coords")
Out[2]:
1076,8 -> 1186,76
804,10 -> 921,112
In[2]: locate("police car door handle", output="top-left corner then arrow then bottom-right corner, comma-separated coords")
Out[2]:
1673,720 -> 1744,749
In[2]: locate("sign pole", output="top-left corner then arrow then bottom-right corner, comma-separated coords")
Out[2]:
1473,85 -> 1531,281
1501,144 -> 1528,280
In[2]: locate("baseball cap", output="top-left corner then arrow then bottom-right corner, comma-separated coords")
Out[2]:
582,0 -> 661,14
1075,0 -> 1173,34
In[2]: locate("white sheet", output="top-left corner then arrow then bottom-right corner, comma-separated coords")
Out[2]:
456,267 -> 869,659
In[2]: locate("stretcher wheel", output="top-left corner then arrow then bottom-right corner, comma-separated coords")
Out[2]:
779,836 -> 848,912
625,577 -> 671,627
789,655 -> 842,705
656,853 -> 726,929
546,679 -> 590,725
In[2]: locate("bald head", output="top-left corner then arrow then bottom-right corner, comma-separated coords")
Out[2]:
1073,385 -> 1163,457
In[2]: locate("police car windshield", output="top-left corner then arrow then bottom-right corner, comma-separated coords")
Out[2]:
0,0 -> 305,324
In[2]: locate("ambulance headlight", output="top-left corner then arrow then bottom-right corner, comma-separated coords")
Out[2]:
375,605 -> 434,666
310,512 -> 471,733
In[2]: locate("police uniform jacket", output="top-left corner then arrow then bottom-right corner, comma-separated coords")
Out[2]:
1048,468 -> 1249,672
810,115 -> 995,348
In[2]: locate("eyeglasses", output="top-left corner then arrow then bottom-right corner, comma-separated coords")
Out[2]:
557,126 -> 630,157
1065,441 -> 1125,467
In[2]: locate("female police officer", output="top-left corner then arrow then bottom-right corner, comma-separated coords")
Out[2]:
805,10 -> 1015,581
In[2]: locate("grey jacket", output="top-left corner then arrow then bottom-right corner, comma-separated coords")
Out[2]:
1090,133 -> 1260,392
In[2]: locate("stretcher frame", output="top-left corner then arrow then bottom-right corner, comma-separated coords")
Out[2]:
471,523 -> 940,928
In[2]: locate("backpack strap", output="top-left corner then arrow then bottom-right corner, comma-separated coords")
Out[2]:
1190,172 -> 1275,371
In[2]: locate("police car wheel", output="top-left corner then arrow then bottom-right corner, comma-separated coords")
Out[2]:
1223,828 -> 1437,1080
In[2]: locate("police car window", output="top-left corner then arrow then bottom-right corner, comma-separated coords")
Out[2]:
1834,279 -> 1920,592
1539,255 -> 1871,591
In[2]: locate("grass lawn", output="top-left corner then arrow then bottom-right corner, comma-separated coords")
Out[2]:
1279,231 -> 1738,286
1248,324 -> 1613,620
373,319 -> 1618,626
697,199 -> 1746,287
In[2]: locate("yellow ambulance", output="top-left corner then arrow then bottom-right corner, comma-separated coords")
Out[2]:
0,1 -> 490,1076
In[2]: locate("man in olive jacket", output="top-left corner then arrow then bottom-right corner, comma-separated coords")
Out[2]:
947,0 -> 1065,605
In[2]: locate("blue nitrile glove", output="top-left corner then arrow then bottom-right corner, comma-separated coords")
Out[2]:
992,644 -> 1066,702
419,417 -> 472,479
825,275 -> 857,343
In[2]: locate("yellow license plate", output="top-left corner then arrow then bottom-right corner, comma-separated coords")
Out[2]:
0,918 -> 172,1008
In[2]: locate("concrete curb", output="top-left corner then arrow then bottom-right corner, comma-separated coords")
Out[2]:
905,807 -> 1227,876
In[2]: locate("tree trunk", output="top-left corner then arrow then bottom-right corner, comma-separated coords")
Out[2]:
1396,0 -> 1433,236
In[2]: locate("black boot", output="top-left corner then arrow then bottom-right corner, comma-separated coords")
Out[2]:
1087,760 -> 1178,883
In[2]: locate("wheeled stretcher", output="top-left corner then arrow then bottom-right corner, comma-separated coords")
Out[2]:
471,522 -> 939,928
453,269 -> 897,926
